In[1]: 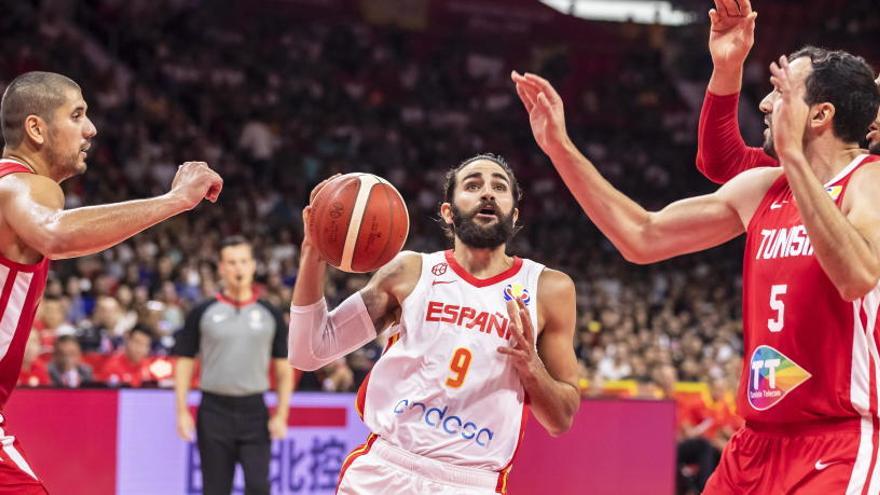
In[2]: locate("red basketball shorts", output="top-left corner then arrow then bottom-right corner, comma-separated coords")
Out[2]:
705,419 -> 878,494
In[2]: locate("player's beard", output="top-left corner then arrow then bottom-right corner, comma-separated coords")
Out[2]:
763,126 -> 778,160
451,202 -> 515,249
46,134 -> 87,179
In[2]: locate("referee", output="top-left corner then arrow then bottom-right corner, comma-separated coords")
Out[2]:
173,236 -> 293,495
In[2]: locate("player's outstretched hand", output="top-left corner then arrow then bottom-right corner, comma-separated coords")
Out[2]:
498,297 -> 547,384
511,71 -> 571,159
769,55 -> 809,161
708,0 -> 757,72
170,161 -> 224,210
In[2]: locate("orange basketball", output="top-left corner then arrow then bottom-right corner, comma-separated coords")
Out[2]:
309,173 -> 410,273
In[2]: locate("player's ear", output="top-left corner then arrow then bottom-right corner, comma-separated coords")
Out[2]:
23,115 -> 47,146
810,102 -> 835,133
439,202 -> 454,226
512,207 -> 519,226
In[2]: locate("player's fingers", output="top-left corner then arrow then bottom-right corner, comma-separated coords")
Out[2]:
741,0 -> 754,15
708,9 -> 719,25
516,299 -> 534,344
711,0 -> 724,17
310,173 -> 340,202
718,0 -> 736,17
524,73 -> 562,104
497,346 -> 528,360
506,299 -> 522,327
537,92 -> 553,112
779,55 -> 790,72
515,83 -> 535,113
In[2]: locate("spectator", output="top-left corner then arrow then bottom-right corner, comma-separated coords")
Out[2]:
47,336 -> 93,388
18,331 -> 49,388
97,327 -> 156,387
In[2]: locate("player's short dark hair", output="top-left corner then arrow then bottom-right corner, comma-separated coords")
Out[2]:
442,153 -> 522,207
789,46 -> 880,144
1,71 -> 81,148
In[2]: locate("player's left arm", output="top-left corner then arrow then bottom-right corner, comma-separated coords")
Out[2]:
771,56 -> 880,301
790,163 -> 880,301
499,269 -> 580,436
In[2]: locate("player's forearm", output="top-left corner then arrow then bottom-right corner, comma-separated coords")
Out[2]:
521,369 -> 580,437
44,194 -> 188,259
291,243 -> 328,306
173,358 -> 195,414
696,90 -> 778,184
707,66 -> 744,96
547,141 -> 656,263
783,154 -> 880,300
273,361 -> 293,420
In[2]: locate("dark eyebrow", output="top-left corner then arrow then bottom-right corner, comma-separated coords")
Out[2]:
461,171 -> 510,183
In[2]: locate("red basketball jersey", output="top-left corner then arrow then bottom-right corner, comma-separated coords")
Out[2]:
0,159 -> 51,410
740,154 -> 880,425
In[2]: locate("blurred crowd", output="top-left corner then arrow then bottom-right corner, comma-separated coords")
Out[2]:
3,0 -> 747,395
16,4 -> 873,488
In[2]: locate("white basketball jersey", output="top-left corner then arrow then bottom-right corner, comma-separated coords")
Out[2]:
356,250 -> 545,476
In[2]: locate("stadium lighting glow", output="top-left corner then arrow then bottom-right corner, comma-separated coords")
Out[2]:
539,0 -> 698,26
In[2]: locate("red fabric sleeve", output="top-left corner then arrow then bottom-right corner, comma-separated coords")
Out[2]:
696,91 -> 778,184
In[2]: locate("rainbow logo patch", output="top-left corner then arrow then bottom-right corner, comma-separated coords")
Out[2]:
503,283 -> 530,305
747,345 -> 811,411
826,185 -> 843,201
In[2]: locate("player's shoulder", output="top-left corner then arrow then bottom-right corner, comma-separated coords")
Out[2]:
724,166 -> 784,188
379,250 -> 422,277
849,154 -> 880,184
0,170 -> 63,206
537,268 -> 575,298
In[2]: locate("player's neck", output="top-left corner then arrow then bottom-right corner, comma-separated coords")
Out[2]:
2,148 -> 55,179
803,138 -> 864,184
450,241 -> 513,279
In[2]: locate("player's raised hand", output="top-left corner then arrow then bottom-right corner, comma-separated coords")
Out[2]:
708,0 -> 757,72
170,161 -> 223,210
498,297 -> 547,384
511,71 -> 572,159
769,55 -> 810,160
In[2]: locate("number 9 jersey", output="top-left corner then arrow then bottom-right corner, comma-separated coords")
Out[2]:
356,250 -> 544,475
741,154 -> 880,426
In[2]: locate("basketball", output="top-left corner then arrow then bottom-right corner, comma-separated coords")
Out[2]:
309,173 -> 409,273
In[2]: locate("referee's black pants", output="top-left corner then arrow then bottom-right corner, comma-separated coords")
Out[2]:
197,391 -> 271,495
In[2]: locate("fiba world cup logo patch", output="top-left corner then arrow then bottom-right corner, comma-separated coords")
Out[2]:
503,283 -> 531,305
747,345 -> 811,411
432,262 -> 448,276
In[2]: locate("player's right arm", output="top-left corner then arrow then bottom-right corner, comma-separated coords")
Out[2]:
513,71 -> 779,264
0,161 -> 222,260
697,0 -> 777,183
288,178 -> 420,372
